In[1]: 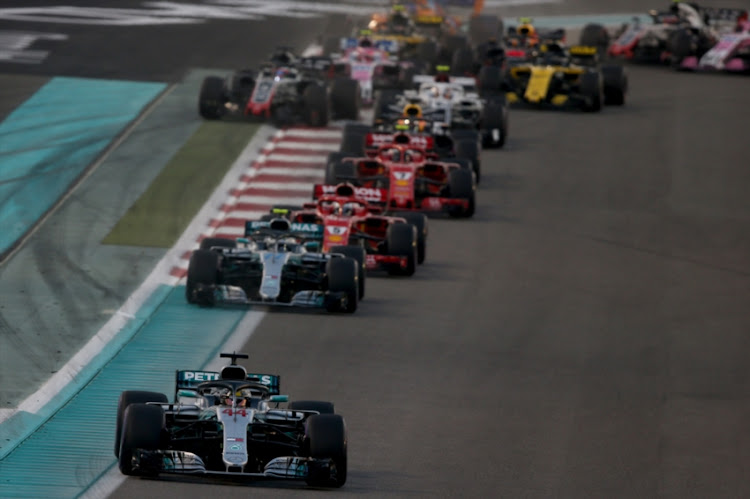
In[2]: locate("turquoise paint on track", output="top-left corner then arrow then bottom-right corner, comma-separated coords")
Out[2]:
0,286 -> 248,498
0,77 -> 166,256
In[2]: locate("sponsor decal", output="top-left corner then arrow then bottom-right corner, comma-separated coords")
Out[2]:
230,444 -> 243,451
181,371 -> 220,382
422,197 -> 443,209
227,437 -> 244,442
326,226 -> 348,235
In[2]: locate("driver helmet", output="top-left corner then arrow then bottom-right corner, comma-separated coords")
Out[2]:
341,202 -> 358,216
221,389 -> 247,407
517,18 -> 536,38
319,200 -> 342,215
403,103 -> 423,118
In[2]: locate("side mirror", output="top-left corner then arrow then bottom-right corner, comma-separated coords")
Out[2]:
269,395 -> 289,403
304,241 -> 321,252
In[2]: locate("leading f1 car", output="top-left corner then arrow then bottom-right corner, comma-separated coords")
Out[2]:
115,352 -> 347,487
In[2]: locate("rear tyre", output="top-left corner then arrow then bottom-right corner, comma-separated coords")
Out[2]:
306,414 -> 347,488
448,169 -> 475,218
602,65 -> 627,106
580,72 -> 603,112
340,126 -> 367,156
303,83 -> 329,127
199,237 -> 237,251
186,249 -> 220,305
477,65 -> 503,98
118,403 -> 165,476
325,160 -> 356,185
455,139 -> 481,184
330,77 -> 360,121
329,245 -> 366,300
326,257 -> 358,313
392,212 -> 428,264
450,47 -> 475,75
579,23 -> 610,57
481,95 -> 508,148
114,391 -> 168,458
288,400 -> 335,414
386,223 -> 417,276
198,76 -> 227,120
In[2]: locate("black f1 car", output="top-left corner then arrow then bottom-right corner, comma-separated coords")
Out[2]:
198,48 -> 360,126
115,352 -> 347,487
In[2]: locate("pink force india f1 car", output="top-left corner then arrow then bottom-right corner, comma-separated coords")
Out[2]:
329,32 -> 416,106
678,16 -> 750,72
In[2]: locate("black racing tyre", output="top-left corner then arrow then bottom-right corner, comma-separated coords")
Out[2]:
326,257 -> 358,313
198,76 -> 227,120
114,391 -> 168,458
417,41 -> 439,68
118,403 -> 165,476
330,77 -> 360,121
288,400 -> 335,414
448,169 -> 475,218
579,71 -> 603,112
228,70 -> 255,105
330,245 -> 366,300
392,212 -> 428,264
449,157 -> 473,172
385,223 -> 417,276
579,23 -> 610,56
373,89 -> 401,122
325,160 -> 356,185
668,28 -> 696,67
340,129 -> 366,156
477,65 -> 503,97
468,14 -> 503,46
450,46 -> 475,76
442,34 -> 470,55
601,65 -> 627,106
305,414 -> 347,488
481,95 -> 508,148
199,237 -> 237,251
186,249 -> 220,304
303,83 -> 329,127
455,139 -> 481,184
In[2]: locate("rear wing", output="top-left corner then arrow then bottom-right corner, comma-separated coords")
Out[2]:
700,7 -> 748,23
412,74 -> 477,91
366,132 -> 435,150
175,370 -> 281,396
244,220 -> 324,238
340,37 -> 399,53
313,183 -> 388,203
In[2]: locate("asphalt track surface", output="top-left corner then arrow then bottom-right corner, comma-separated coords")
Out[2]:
1,0 -> 750,497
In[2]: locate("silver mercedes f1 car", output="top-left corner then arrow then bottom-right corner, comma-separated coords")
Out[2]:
114,352 -> 347,487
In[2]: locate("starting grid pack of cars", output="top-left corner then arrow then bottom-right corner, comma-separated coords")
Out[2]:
114,0 -> 749,490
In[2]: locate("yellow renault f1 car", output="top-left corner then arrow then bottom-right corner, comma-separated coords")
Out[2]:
502,45 -> 627,112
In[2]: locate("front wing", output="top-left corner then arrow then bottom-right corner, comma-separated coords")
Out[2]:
133,449 -> 337,482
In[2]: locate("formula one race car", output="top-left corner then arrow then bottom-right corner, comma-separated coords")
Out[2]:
330,33 -> 416,105
326,139 -> 476,218
502,44 -> 627,112
598,2 -> 747,64
186,218 -> 360,312
389,69 -> 508,148
676,15 -> 750,72
268,182 -> 426,276
198,49 -> 360,126
115,352 -> 347,487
